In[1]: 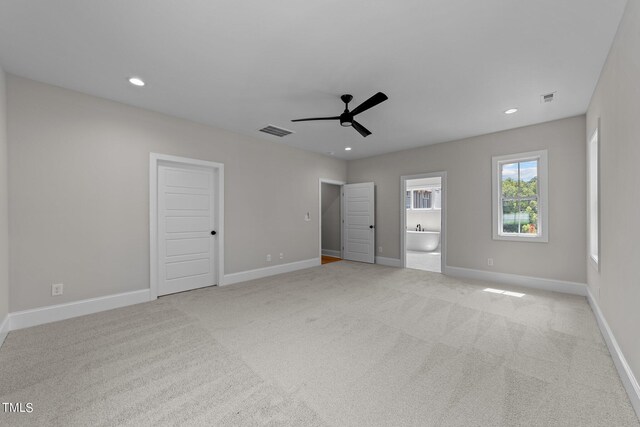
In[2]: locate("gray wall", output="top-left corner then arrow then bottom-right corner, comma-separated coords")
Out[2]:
321,183 -> 341,253
348,116 -> 586,283
0,66 -> 8,322
7,76 -> 346,311
586,0 -> 640,390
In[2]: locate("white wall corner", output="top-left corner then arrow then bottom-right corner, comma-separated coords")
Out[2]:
587,290 -> 640,418
9,289 -> 153,331
443,265 -> 588,296
222,258 -> 321,286
0,314 -> 9,349
375,257 -> 402,267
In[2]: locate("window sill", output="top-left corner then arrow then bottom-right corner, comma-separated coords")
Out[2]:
493,233 -> 548,243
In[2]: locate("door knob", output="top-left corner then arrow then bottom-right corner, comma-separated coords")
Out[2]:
369,225 -> 374,229
211,230 -> 217,235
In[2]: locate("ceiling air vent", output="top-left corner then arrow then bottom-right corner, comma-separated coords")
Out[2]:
259,125 -> 294,137
541,92 -> 556,103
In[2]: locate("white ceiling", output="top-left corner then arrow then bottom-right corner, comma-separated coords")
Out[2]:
0,0 -> 627,160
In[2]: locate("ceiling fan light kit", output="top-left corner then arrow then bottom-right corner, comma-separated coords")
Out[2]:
292,92 -> 388,137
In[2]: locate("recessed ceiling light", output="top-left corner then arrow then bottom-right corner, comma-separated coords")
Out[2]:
128,77 -> 145,87
344,147 -> 352,151
504,108 -> 518,115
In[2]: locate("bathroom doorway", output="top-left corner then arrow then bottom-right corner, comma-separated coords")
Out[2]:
401,172 -> 446,273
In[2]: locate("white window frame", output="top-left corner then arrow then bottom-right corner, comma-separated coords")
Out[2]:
492,150 -> 549,242
588,125 -> 600,269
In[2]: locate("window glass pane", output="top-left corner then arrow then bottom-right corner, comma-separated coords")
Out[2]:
405,190 -> 411,209
501,163 -> 518,197
502,200 -> 519,233
502,200 -> 538,234
413,190 -> 431,209
519,160 -> 538,196
519,199 -> 538,234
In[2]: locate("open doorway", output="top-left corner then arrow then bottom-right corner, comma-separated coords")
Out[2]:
401,172 -> 446,273
319,179 -> 345,265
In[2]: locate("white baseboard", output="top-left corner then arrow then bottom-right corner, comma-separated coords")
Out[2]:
9,289 -> 153,331
376,256 -> 402,267
222,258 -> 320,286
6,258 -> 322,331
587,289 -> 640,417
0,314 -> 9,349
443,265 -> 587,296
321,249 -> 341,258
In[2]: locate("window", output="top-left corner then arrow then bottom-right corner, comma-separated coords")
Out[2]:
413,189 -> 432,209
588,127 -> 599,266
492,150 -> 548,242
406,187 -> 441,210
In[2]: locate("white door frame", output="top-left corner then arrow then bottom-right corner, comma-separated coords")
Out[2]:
150,153 -> 224,299
400,172 -> 447,271
318,178 -> 346,260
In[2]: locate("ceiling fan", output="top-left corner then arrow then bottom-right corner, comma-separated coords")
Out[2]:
292,92 -> 388,137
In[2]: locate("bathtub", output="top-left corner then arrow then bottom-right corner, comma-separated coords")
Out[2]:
406,230 -> 440,252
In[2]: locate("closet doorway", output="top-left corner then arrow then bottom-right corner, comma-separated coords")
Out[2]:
319,179 -> 345,264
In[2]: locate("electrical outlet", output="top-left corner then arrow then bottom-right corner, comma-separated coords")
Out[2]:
379,246 -> 383,253
487,258 -> 494,266
52,283 -> 64,296
266,254 -> 271,262
279,253 -> 284,260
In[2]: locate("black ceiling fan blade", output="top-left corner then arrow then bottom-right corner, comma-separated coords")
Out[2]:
350,92 -> 388,116
291,116 -> 340,122
352,120 -> 372,137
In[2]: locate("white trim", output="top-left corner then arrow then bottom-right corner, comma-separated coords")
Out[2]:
492,150 -> 549,242
318,178 -> 346,261
401,172 -> 447,272
321,249 -> 341,258
222,258 -> 320,286
0,314 -> 9,349
150,153 -> 224,298
375,256 -> 402,267
9,289 -> 152,331
587,289 -> 640,417
443,265 -> 587,296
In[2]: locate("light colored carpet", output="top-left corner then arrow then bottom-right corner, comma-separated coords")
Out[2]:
0,262 -> 638,426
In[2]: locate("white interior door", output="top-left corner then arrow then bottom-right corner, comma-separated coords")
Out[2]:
342,182 -> 375,263
158,164 -> 216,296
